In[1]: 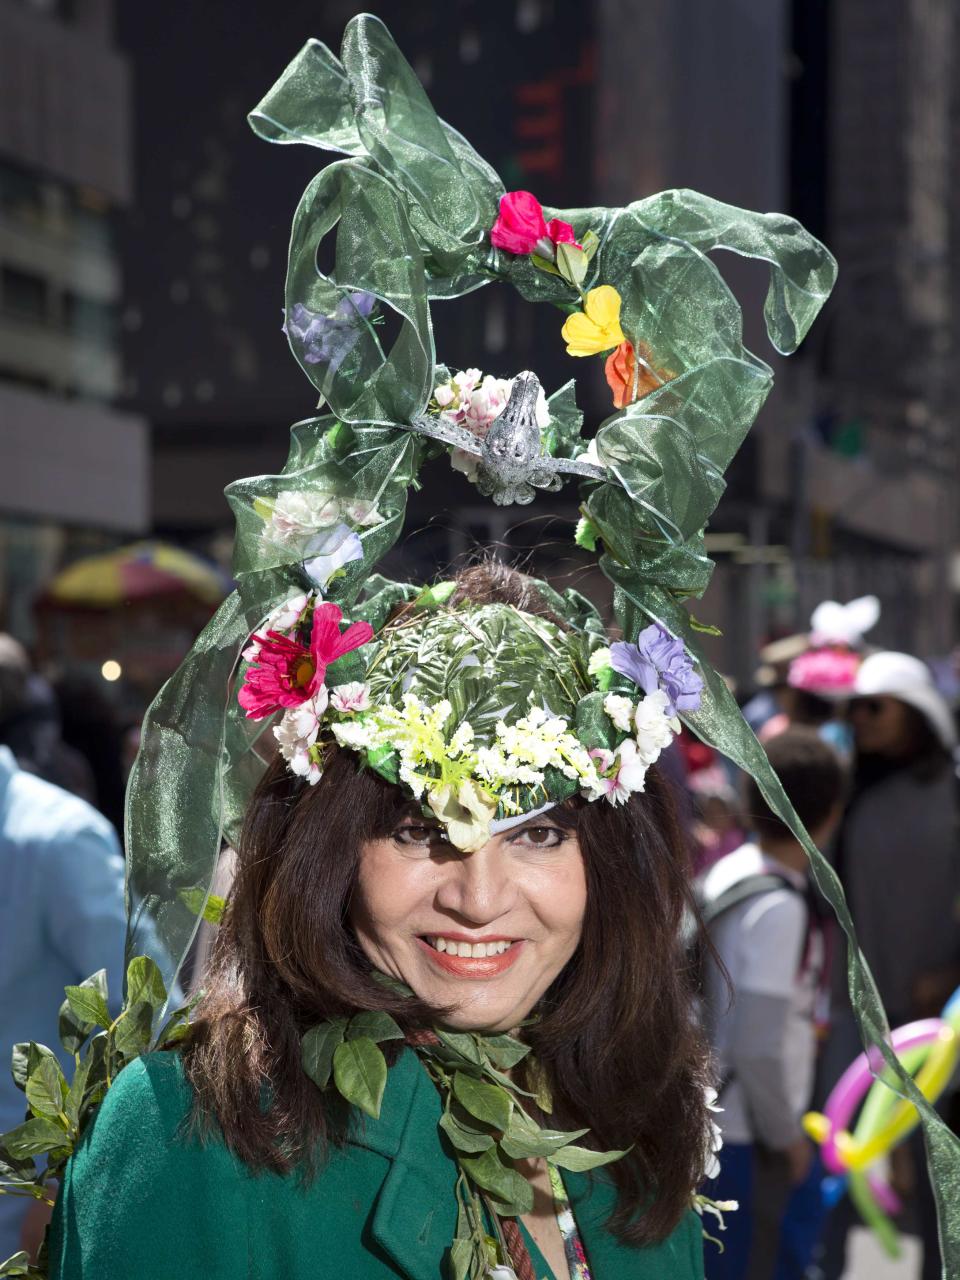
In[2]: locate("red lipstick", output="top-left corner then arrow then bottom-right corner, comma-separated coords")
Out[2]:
415,936 -> 524,979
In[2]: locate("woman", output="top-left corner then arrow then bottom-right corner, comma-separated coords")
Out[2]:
50,564 -> 713,1279
23,14 -> 860,1278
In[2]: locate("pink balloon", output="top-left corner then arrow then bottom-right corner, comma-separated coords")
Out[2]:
820,1019 -> 945,1174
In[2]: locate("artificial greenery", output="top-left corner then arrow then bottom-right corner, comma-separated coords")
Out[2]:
301,1011 -> 626,1280
0,960 -> 197,1279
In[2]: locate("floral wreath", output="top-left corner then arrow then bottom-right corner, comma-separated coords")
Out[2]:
118,18 -> 960,1277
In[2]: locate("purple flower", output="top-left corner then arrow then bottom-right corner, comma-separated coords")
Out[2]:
610,623 -> 703,718
283,292 -> 376,373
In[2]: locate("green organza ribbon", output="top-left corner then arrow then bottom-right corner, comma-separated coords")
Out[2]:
124,14 -> 960,1270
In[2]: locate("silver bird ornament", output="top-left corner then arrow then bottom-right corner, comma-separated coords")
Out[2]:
409,370 -> 604,507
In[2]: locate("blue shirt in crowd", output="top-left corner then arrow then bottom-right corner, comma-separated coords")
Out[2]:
0,746 -> 128,1260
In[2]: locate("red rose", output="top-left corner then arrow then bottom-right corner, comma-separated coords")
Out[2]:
490,191 -> 579,257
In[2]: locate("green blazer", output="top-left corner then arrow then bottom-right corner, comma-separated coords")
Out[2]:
49,1050 -> 705,1280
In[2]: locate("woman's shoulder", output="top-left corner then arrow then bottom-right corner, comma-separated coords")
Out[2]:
85,1050 -> 194,1147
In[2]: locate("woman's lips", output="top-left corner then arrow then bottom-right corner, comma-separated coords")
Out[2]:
415,936 -> 524,978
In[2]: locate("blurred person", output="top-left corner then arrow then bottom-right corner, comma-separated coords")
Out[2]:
0,723 -> 129,1259
688,763 -> 747,874
52,672 -> 127,835
699,729 -> 845,1280
0,636 -> 94,800
817,651 -> 960,1280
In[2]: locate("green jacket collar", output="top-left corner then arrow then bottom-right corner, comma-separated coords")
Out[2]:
344,1048 -> 635,1280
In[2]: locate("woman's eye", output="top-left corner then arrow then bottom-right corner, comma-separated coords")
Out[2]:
394,824 -> 444,847
513,826 -> 565,848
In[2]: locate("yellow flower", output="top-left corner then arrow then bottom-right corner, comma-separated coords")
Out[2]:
561,285 -> 626,357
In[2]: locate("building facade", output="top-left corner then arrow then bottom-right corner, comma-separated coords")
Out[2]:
0,0 -> 147,641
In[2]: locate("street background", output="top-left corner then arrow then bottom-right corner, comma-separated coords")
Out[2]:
1,3 -> 958,1278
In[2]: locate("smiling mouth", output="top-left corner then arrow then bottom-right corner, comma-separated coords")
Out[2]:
415,935 -> 524,977
424,936 -> 516,958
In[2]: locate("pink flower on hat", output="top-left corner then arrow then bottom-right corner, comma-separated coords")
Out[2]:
490,190 -> 579,258
238,602 -> 373,721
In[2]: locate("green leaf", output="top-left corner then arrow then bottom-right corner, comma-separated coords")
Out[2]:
499,1112 -> 589,1161
155,991 -> 202,1048
459,1147 -> 533,1215
688,613 -> 723,637
202,894 -> 226,925
0,1249 -> 34,1276
112,1001 -> 154,1059
2,1117 -> 69,1161
178,886 -> 226,924
574,514 -> 599,552
556,242 -> 588,289
480,1034 -> 530,1070
24,1053 -> 66,1121
302,1019 -> 348,1090
0,1151 -> 37,1183
580,228 -> 600,262
366,745 -> 400,785
452,1071 -> 512,1132
62,972 -> 110,1030
10,1044 -> 31,1092
332,1037 -> 387,1119
449,1237 -> 473,1280
548,1142 -> 630,1172
434,1030 -> 483,1067
525,1056 -> 554,1114
531,252 -> 562,278
438,1107 -> 494,1154
125,956 -> 167,1011
413,581 -> 456,610
345,1010 -> 404,1044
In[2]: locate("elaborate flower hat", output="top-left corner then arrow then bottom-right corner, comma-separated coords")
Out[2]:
122,18 -> 960,1247
787,595 -> 880,697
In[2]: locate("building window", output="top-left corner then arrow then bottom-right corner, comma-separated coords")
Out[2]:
64,293 -> 119,350
1,267 -> 47,323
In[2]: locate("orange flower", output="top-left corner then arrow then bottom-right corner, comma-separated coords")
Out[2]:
604,341 -> 667,409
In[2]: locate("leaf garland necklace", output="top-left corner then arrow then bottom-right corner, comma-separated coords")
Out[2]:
301,1010 -> 627,1280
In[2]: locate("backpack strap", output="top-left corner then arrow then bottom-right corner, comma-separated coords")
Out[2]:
700,871 -> 798,930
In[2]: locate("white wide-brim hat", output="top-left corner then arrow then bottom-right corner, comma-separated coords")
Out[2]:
853,651 -> 957,751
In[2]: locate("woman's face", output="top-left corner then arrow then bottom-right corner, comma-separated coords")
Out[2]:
350,812 -> 587,1033
849,695 -> 915,756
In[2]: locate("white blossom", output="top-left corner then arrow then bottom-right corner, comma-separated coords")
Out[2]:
330,682 -> 371,713
273,689 -> 329,785
603,693 -> 634,732
588,646 -> 612,677
633,689 -> 678,765
263,489 -> 342,551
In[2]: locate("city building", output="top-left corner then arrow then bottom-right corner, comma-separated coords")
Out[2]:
0,0 -> 148,642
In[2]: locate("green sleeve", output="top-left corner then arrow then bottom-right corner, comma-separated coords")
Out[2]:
685,1208 -> 706,1280
48,1053 -> 249,1279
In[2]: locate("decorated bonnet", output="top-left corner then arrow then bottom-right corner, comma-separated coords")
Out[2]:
124,15 -> 960,1259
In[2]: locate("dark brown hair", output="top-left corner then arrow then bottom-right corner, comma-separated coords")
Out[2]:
183,566 -> 712,1244
743,727 -> 846,842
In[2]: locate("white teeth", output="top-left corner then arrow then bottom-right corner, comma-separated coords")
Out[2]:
428,937 -> 514,957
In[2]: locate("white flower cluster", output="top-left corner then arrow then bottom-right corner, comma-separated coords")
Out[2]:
273,680 -> 372,786
330,694 -> 600,813
582,687 -> 682,806
262,488 -> 383,554
476,707 -> 597,808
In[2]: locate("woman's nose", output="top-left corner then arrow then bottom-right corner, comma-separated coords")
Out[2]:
433,846 -> 515,923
